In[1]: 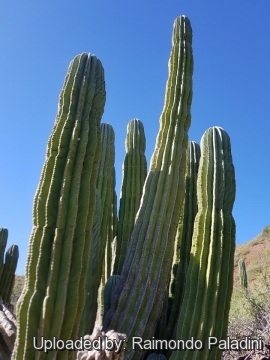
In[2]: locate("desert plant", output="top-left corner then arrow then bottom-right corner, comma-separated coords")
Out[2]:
0,245 -> 19,303
262,225 -> 270,238
2,15 -> 238,360
103,15 -> 193,360
166,141 -> 200,341
171,127 -> 236,360
0,228 -> 8,279
0,230 -> 19,305
113,118 -> 147,275
238,259 -> 248,293
12,52 -> 106,360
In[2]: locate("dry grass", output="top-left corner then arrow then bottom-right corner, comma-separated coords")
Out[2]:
227,228 -> 270,359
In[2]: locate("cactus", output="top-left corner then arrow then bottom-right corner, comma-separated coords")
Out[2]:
0,230 -> 19,304
103,15 -> 193,360
146,354 -> 167,360
94,123 -> 116,325
0,245 -> 19,304
238,259 -> 248,292
103,275 -> 121,316
97,124 -> 116,280
105,168 -> 118,280
0,15 -> 238,360
12,53 -> 106,360
79,189 -> 103,337
0,228 -> 8,279
171,126 -> 236,360
113,119 -> 147,275
166,141 -> 200,340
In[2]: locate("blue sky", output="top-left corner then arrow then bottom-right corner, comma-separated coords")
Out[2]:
1,1 -> 269,275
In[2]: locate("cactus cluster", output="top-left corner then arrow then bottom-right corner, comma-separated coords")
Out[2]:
2,14 -> 236,360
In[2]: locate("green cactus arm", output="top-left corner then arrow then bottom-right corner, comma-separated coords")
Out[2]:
105,167 -> 118,281
0,228 -> 8,279
96,123 -> 116,316
97,124 -> 116,264
103,275 -> 121,316
12,53 -> 105,360
166,141 -> 200,341
0,245 -> 19,303
103,15 -> 193,360
238,259 -> 248,292
79,188 -> 103,336
170,127 -> 236,360
113,118 -> 147,275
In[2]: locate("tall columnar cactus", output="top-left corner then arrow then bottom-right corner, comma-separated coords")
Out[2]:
0,245 -> 19,303
12,53 -> 106,360
238,259 -> 248,292
95,124 -> 116,318
103,15 -> 193,360
166,141 -> 200,341
113,118 -> 147,275
79,189 -> 103,336
97,124 -> 116,273
0,228 -> 8,279
171,127 -> 236,360
105,168 -> 118,280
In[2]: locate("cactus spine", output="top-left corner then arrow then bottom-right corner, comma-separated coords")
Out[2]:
171,126 -> 236,360
238,259 -> 248,292
103,15 -> 193,360
12,53 -> 106,360
113,118 -> 147,275
166,141 -> 200,341
0,245 -> 19,304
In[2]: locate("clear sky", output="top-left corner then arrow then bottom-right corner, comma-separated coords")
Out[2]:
1,1 -> 269,275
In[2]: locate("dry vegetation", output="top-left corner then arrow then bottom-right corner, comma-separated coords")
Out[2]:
225,226 -> 270,359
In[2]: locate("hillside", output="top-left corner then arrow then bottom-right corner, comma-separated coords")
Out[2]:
233,226 -> 270,286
